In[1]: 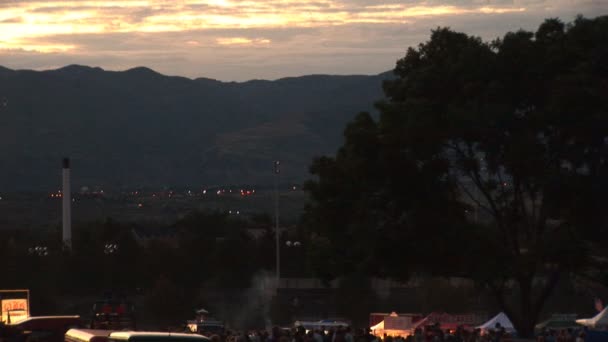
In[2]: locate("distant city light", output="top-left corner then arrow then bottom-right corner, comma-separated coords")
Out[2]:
202,189 -> 207,194
50,191 -> 63,198
274,160 -> 281,174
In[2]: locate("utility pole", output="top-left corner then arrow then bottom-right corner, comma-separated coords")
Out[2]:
62,157 -> 72,251
274,160 -> 281,284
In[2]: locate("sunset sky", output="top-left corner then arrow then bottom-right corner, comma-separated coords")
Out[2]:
0,0 -> 605,81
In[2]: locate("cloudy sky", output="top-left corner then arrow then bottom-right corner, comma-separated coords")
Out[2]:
0,0 -> 605,81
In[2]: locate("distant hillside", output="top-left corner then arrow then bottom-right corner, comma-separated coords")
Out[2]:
0,65 -> 390,190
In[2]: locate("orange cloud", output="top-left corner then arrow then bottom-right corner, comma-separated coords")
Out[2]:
0,0 -> 529,52
216,37 -> 271,45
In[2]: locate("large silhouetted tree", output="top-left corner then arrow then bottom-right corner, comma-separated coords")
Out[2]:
304,16 -> 608,337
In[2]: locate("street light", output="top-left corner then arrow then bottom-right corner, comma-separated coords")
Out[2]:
28,246 -> 49,256
104,243 -> 119,255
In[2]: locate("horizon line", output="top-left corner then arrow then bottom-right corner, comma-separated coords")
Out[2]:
0,63 -> 393,84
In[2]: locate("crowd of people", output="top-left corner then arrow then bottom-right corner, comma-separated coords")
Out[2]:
196,323 -> 529,342
536,328 -> 585,342
195,322 -> 597,342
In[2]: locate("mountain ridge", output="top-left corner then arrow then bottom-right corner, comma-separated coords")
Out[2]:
5,64 -> 390,83
0,65 -> 391,190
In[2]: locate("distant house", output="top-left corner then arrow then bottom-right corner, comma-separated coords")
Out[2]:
131,226 -> 178,248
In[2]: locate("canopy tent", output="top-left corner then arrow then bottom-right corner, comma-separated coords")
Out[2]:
535,314 -> 578,331
195,308 -> 210,314
476,312 -> 516,334
576,308 -> 608,329
370,321 -> 411,338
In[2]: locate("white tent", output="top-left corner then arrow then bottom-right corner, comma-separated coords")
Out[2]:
576,307 -> 608,329
477,312 -> 516,334
371,319 -> 411,338
371,320 -> 384,331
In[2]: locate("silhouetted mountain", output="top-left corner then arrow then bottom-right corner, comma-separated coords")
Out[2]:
0,66 -> 390,190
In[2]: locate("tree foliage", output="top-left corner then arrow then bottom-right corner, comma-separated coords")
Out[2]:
0,210 -> 283,324
304,16 -> 608,337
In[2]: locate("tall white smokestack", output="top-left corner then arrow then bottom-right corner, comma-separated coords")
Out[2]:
62,157 -> 72,250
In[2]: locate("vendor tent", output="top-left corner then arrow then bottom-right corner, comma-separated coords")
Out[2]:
576,308 -> 608,329
371,319 -> 411,338
477,312 -> 516,334
411,316 -> 430,330
535,314 -> 578,331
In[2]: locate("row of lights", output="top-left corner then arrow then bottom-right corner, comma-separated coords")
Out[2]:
26,244 -> 120,256
56,186 -> 302,200
50,191 -> 63,198
130,186 -> 300,197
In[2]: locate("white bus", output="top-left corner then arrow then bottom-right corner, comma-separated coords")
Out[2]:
109,332 -> 210,342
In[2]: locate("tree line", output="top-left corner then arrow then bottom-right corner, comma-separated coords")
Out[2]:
0,211 -> 310,326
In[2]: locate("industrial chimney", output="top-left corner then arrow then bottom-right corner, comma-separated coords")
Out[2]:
62,158 -> 72,250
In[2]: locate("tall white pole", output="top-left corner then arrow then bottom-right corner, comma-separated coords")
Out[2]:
62,157 -> 72,251
274,160 -> 281,284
